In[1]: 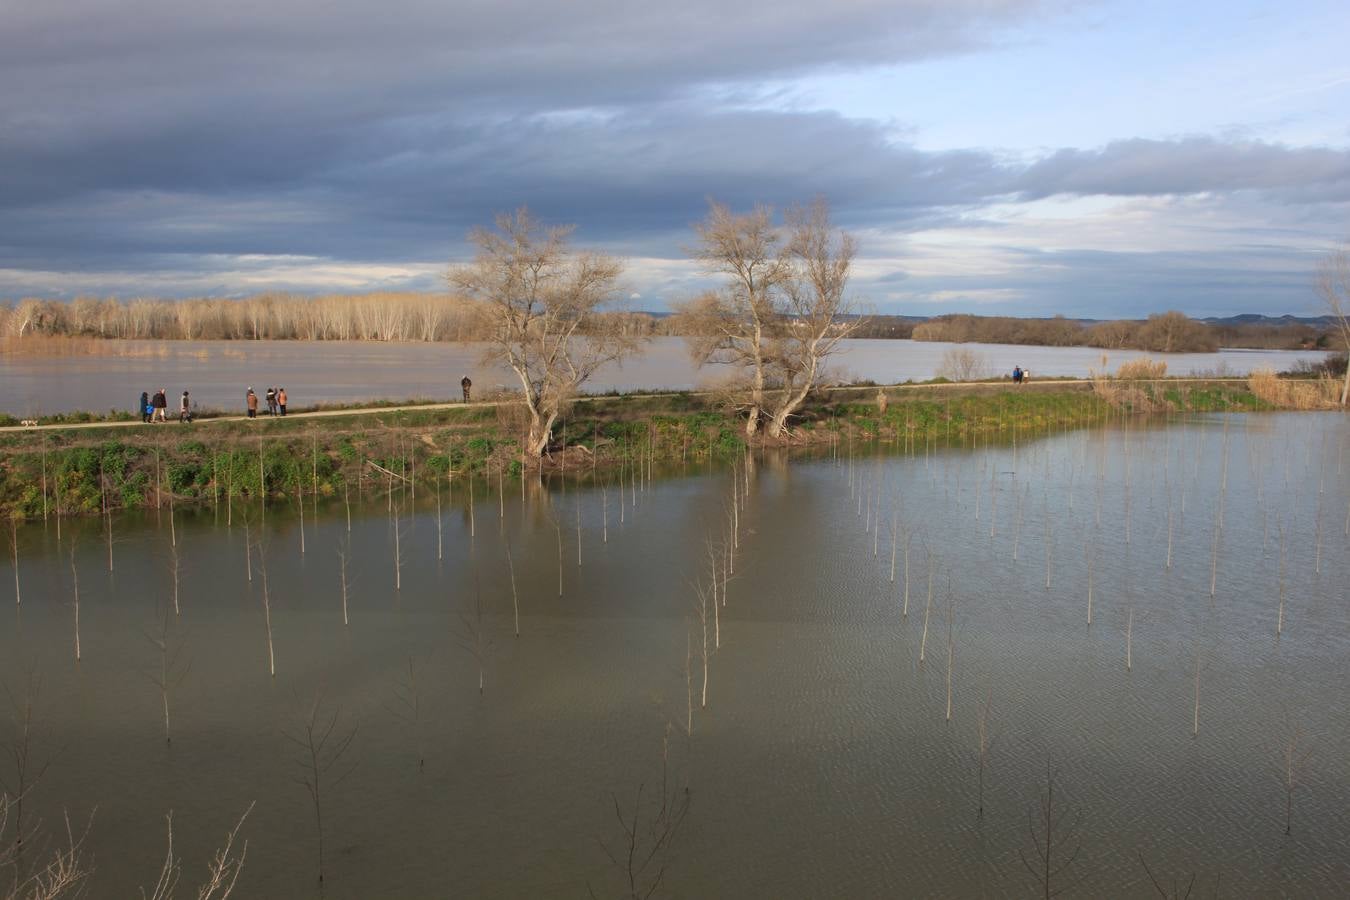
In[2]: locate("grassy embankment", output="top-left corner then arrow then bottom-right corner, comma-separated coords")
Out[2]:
0,377 -> 1317,520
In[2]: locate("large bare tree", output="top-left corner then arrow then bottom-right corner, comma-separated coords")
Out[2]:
682,199 -> 860,438
450,208 -> 636,457
1317,243 -> 1350,406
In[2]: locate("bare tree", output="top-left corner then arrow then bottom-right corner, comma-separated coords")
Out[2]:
762,200 -> 861,437
682,202 -> 790,438
1137,853 -> 1222,899
1,671 -> 54,859
937,346 -> 991,382
336,538 -> 352,627
7,518 -> 17,607
504,544 -> 520,638
1019,763 -> 1083,900
976,688 -> 993,818
593,727 -> 691,900
682,199 -> 860,438
449,208 -> 638,456
285,696 -> 357,889
1281,719 -> 1312,836
140,803 -> 254,900
68,544 -> 81,664
454,576 -> 491,694
257,541 -> 275,679
1316,244 -> 1350,405
0,804 -> 92,900
389,657 -> 427,771
144,614 -> 191,745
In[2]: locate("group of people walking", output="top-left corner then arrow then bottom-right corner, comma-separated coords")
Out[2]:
245,386 -> 288,418
139,378 -> 476,423
1011,366 -> 1032,384
139,388 -> 192,423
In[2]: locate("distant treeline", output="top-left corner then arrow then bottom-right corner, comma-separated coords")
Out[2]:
911,311 -> 1341,352
0,294 -> 1339,351
0,292 -> 658,343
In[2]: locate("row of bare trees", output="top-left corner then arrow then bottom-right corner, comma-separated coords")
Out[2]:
0,293 -> 489,343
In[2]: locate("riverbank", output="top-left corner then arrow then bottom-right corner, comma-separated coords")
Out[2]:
0,377 -> 1331,519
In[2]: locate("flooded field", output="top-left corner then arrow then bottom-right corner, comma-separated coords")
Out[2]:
0,337 -> 1331,416
2,411 -> 1348,897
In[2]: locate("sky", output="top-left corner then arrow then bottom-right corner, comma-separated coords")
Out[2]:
1,0 -> 1348,317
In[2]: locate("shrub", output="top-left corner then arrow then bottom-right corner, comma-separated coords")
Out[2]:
937,346 -> 992,382
1116,357 -> 1167,380
1248,368 -> 1340,409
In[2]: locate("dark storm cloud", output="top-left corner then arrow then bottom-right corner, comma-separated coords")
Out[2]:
2,0 -> 1349,314
1,0 -> 1041,202
0,0 -> 1052,279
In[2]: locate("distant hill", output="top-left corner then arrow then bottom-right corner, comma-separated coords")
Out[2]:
1199,313 -> 1337,328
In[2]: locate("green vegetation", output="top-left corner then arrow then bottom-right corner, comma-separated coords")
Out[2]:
0,379 -> 1280,520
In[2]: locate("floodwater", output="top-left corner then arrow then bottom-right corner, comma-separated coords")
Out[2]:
0,337 -> 1331,416
2,412 -> 1348,897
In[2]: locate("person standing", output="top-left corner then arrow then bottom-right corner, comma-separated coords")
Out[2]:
152,388 -> 168,422
277,387 -> 287,416
265,386 -> 277,416
140,390 -> 151,423
461,375 -> 472,403
179,391 -> 192,423
246,387 -> 259,418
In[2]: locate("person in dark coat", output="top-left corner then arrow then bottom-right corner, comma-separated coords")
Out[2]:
152,388 -> 168,422
265,387 -> 277,415
140,391 -> 151,423
461,375 -> 472,402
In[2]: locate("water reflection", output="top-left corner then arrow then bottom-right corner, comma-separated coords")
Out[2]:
1,412 -> 1347,897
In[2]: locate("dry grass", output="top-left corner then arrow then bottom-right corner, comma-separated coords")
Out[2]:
1248,368 -> 1341,409
1116,357 -> 1168,380
1091,357 -> 1169,410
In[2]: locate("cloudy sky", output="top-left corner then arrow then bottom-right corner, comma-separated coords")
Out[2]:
2,0 -> 1348,316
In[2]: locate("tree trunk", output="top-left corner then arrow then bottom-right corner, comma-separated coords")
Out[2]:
526,410 -> 557,458
766,380 -> 812,438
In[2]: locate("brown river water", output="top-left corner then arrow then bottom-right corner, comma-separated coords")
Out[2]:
1,411 -> 1348,897
0,337 -> 1331,416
